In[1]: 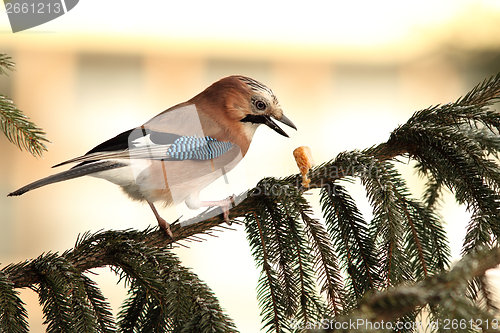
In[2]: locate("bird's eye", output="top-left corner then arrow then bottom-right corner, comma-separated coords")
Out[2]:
255,100 -> 267,111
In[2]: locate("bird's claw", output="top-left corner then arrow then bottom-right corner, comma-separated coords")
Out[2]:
163,224 -> 174,239
223,210 -> 231,225
157,217 -> 174,239
222,195 -> 235,225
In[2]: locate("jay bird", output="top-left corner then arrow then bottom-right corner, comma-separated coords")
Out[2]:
8,75 -> 296,237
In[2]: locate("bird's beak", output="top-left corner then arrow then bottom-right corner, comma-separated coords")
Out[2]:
266,114 -> 297,138
240,113 -> 297,137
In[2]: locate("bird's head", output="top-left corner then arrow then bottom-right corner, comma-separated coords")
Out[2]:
198,75 -> 297,139
235,75 -> 297,138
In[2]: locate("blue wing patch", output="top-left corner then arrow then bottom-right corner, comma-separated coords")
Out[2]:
167,136 -> 234,160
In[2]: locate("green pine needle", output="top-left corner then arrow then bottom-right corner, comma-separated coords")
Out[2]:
0,54 -> 15,76
0,94 -> 50,157
0,54 -> 50,157
0,272 -> 29,333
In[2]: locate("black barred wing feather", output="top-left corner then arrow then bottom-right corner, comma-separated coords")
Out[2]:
167,136 -> 234,160
54,127 -> 235,168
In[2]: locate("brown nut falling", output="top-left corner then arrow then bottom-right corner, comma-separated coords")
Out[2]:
293,146 -> 314,188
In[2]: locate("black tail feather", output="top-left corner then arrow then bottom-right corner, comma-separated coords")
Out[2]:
7,161 -> 126,196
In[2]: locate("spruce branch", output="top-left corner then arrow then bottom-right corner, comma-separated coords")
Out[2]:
0,272 -> 29,333
400,198 -> 429,279
1,230 -> 237,333
0,54 -> 15,75
281,187 -> 329,323
320,181 -> 379,302
0,54 -> 50,157
334,152 -> 414,287
305,248 -> 497,332
81,276 -> 115,333
385,72 -> 500,258
0,94 -> 50,157
401,199 -> 450,275
248,211 -> 285,333
244,179 -> 328,332
456,71 -> 500,107
420,173 -> 444,209
296,197 -> 345,315
34,254 -> 82,332
341,246 -> 500,327
117,282 -> 147,333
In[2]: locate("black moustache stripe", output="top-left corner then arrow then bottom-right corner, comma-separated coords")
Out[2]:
240,114 -> 268,124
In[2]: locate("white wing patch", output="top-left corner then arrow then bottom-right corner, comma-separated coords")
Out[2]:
55,134 -> 234,167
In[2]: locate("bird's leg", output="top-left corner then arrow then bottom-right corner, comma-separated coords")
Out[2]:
148,202 -> 174,238
200,195 -> 235,225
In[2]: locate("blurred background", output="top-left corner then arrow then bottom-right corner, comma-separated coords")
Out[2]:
1,0 -> 500,331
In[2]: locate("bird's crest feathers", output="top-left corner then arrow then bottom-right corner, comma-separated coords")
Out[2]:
233,75 -> 279,106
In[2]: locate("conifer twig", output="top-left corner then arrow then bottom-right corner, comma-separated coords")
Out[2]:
0,54 -> 50,157
0,95 -> 50,157
0,54 -> 15,75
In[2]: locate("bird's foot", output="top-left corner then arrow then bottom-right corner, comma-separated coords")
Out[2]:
148,201 -> 174,239
219,195 -> 235,225
157,217 -> 174,238
201,195 -> 235,225
224,195 -> 236,225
